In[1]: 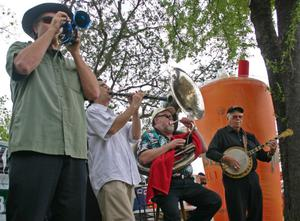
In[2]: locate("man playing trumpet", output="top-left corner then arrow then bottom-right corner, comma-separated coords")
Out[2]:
137,106 -> 221,221
5,3 -> 99,221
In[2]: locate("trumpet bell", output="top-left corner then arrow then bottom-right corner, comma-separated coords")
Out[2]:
74,11 -> 91,29
169,67 -> 205,119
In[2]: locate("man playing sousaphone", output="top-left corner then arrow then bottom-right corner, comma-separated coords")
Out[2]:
137,106 -> 221,221
206,106 -> 278,221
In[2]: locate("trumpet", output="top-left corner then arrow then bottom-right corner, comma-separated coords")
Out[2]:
109,92 -> 170,101
60,11 -> 91,45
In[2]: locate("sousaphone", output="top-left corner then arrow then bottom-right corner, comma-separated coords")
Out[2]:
137,67 -> 205,176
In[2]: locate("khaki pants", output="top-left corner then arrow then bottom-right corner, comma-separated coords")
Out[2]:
97,181 -> 135,221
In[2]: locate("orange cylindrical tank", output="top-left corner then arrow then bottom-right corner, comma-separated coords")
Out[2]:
195,77 -> 283,221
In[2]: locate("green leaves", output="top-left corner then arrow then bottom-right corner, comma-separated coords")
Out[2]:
163,0 -> 255,62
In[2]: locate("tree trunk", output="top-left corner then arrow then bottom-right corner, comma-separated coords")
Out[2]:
250,0 -> 300,220
282,23 -> 300,221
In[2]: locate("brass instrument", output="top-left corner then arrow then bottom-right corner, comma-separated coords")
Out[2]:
169,67 -> 205,119
136,143 -> 196,176
137,67 -> 205,176
59,11 -> 91,45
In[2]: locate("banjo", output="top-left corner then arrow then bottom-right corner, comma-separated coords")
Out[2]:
221,129 -> 293,179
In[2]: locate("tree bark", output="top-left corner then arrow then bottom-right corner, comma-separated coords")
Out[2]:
250,0 -> 300,220
283,22 -> 300,221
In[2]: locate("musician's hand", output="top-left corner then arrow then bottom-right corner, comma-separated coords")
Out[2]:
221,155 -> 240,170
180,117 -> 194,130
50,11 -> 71,34
167,138 -> 186,150
268,139 -> 278,156
199,175 -> 207,185
129,91 -> 144,111
67,31 -> 80,55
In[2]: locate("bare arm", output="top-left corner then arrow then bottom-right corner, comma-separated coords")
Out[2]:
69,50 -> 99,101
138,138 -> 186,165
131,111 -> 141,140
107,105 -> 137,135
107,91 -> 144,135
67,30 -> 99,101
14,12 -> 67,75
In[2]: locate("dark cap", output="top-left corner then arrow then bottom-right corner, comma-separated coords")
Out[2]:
22,3 -> 73,39
227,106 -> 244,114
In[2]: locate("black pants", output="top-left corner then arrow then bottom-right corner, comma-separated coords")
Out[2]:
154,177 -> 222,221
7,151 -> 87,221
223,171 -> 263,221
86,173 -> 102,221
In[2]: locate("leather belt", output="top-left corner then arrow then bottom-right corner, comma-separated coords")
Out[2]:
172,174 -> 192,180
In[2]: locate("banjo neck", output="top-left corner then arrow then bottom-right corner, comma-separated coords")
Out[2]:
222,129 -> 293,179
247,141 -> 276,156
246,128 -> 293,156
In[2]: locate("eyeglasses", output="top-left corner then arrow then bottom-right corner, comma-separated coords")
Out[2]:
38,16 -> 53,24
156,114 -> 173,120
232,115 -> 243,119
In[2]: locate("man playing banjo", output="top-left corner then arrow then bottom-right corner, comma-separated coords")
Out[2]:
206,106 -> 278,221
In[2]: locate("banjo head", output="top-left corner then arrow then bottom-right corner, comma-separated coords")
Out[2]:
222,146 -> 253,178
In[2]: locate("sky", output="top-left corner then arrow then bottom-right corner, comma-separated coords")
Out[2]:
0,0 -> 269,174
0,0 -> 61,102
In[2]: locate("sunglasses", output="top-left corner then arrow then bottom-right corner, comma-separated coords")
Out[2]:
38,16 -> 53,24
232,115 -> 243,119
156,114 -> 173,120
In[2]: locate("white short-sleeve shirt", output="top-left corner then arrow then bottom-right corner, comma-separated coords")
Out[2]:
86,103 -> 141,194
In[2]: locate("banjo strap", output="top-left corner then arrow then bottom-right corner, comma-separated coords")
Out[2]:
242,131 -> 248,151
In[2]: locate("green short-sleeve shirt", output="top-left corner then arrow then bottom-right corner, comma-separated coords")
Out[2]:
6,41 -> 87,159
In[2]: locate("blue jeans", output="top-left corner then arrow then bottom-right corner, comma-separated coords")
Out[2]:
154,177 -> 222,221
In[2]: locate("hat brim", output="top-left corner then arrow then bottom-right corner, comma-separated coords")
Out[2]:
227,106 -> 244,114
163,106 -> 176,116
22,3 -> 73,39
151,106 -> 176,123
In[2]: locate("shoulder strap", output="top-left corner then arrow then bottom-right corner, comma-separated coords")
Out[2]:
242,131 -> 248,151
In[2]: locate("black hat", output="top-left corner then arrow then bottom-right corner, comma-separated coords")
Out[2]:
227,106 -> 244,114
22,3 -> 73,39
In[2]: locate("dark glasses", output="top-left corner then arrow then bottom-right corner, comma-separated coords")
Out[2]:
38,16 -> 53,24
156,114 -> 173,120
232,115 -> 243,119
